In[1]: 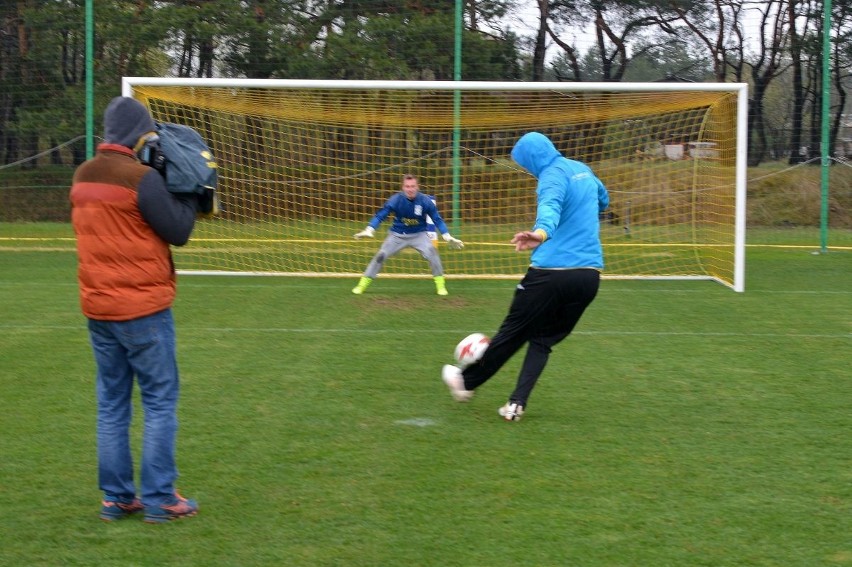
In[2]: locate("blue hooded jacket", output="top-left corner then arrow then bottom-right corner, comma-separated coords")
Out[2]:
510,132 -> 609,270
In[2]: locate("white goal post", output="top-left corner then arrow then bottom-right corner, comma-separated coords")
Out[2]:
123,78 -> 747,292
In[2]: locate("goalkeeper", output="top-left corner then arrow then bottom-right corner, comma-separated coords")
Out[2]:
352,174 -> 463,296
442,132 -> 610,422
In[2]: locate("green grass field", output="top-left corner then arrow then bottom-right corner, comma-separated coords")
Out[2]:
0,228 -> 850,566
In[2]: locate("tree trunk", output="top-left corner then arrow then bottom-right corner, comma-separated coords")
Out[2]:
532,0 -> 548,81
748,84 -> 768,166
831,52 -> 846,159
787,0 -> 806,164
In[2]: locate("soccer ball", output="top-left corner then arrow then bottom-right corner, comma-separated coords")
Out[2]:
454,333 -> 490,368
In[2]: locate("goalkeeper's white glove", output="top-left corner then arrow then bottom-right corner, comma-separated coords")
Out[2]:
354,226 -> 375,239
442,233 -> 464,250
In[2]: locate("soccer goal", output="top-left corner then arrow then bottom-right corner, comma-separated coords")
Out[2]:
123,78 -> 747,291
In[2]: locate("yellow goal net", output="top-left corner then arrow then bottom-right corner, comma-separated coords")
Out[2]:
124,78 -> 747,291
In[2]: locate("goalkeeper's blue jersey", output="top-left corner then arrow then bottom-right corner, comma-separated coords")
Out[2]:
368,192 -> 448,235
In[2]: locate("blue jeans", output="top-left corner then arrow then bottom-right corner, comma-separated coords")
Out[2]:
88,308 -> 180,507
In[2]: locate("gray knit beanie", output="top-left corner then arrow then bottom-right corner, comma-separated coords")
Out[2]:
103,96 -> 156,148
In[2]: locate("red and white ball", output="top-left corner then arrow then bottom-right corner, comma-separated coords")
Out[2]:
454,333 -> 490,368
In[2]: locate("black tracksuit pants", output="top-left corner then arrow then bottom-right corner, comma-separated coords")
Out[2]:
461,267 -> 600,406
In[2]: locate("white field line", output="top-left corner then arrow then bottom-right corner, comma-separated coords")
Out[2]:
1,281 -> 849,295
0,324 -> 847,339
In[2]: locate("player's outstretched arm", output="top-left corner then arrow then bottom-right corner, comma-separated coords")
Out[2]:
354,226 -> 375,239
511,229 -> 546,251
442,233 -> 464,249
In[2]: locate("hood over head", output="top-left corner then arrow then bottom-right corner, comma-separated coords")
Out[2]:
103,96 -> 156,149
510,132 -> 562,178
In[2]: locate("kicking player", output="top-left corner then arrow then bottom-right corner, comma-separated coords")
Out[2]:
442,132 -> 610,421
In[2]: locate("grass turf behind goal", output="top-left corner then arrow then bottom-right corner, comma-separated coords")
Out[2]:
125,79 -> 746,290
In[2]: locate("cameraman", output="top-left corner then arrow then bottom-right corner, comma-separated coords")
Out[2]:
70,96 -> 200,523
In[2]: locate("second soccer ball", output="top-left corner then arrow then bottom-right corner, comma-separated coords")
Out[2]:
454,333 -> 490,368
